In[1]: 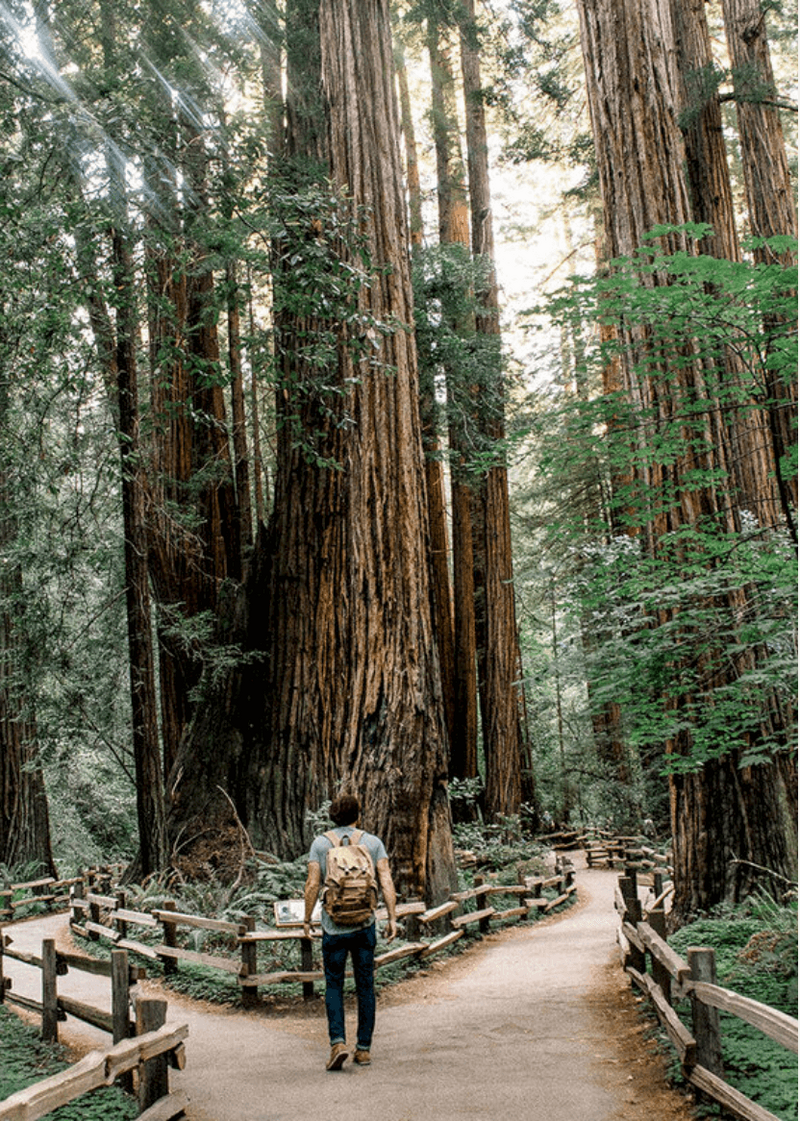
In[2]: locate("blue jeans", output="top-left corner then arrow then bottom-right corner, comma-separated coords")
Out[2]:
322,924 -> 377,1049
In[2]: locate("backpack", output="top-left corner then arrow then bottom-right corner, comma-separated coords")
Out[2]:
322,829 -> 379,926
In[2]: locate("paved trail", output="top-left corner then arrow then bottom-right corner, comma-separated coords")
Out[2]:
2,855 -> 694,1121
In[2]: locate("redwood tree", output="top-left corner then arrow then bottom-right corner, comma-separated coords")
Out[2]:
575,0 -> 797,920
169,0 -> 457,903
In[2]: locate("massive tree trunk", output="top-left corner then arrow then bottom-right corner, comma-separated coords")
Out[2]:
169,0 -> 457,904
459,0 -> 526,817
576,0 -> 797,920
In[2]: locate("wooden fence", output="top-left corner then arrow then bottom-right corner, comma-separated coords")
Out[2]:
615,868 -> 798,1121
66,862 -> 577,1004
0,1013 -> 189,1121
0,931 -> 145,1043
0,868 -> 126,925
0,926 -> 188,1120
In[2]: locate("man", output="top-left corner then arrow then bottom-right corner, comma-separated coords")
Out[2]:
304,792 -> 398,1071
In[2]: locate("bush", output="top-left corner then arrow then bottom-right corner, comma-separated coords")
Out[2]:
669,892 -> 798,1121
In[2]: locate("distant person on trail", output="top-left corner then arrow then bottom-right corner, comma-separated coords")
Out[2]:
304,792 -> 398,1071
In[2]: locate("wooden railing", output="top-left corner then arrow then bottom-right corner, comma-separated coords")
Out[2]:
0,931 -> 143,1044
66,861 -> 577,1003
0,870 -> 121,922
0,1015 -> 189,1121
615,868 -> 798,1121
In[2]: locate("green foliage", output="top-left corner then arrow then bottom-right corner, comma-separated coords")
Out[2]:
669,894 -> 798,1121
519,231 -> 798,776
266,172 -> 400,469
413,243 -> 509,477
0,1005 -> 137,1120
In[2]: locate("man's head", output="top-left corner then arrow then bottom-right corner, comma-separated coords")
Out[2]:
330,792 -> 360,827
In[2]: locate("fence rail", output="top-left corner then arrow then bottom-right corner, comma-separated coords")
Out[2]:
615,867 -> 797,1121
60,860 -> 577,1004
0,1018 -> 189,1121
1,932 -> 143,1044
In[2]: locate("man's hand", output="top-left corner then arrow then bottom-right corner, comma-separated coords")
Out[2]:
376,857 -> 398,945
303,862 -> 321,943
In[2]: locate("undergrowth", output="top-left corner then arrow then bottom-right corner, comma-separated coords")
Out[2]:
668,891 -> 798,1121
66,812 -> 564,1006
0,1005 -> 137,1119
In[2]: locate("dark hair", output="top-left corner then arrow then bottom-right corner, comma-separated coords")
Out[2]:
330,793 -> 360,826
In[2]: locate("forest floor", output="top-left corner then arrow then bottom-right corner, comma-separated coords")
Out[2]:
3,853 -> 699,1121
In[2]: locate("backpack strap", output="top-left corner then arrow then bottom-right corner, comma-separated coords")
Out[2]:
349,829 -> 364,846
324,829 -> 341,847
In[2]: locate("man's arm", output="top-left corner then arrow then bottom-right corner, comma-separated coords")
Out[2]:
376,857 -> 397,943
303,861 -> 321,939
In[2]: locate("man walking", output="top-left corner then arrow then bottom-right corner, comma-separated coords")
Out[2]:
304,792 -> 398,1071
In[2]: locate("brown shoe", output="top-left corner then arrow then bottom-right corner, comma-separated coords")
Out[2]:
353,1050 -> 371,1066
326,1043 -> 349,1071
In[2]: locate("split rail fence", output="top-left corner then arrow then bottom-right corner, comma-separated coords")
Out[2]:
0,929 -> 188,1121
0,1017 -> 188,1121
615,867 -> 798,1121
66,861 -> 577,1004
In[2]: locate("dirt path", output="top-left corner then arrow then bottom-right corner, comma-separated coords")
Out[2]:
2,857 -> 696,1121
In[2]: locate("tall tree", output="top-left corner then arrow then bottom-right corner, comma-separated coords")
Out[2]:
169,0 -> 458,903
721,0 -> 798,533
0,358 -> 55,874
426,13 -> 480,784
575,0 -> 797,920
671,0 -> 784,532
395,23 -> 458,765
99,0 -> 168,874
459,0 -> 529,818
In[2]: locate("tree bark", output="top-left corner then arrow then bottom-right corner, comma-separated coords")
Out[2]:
170,0 -> 458,904
576,0 -> 797,919
721,0 -> 798,526
672,0 -> 783,531
428,20 -> 479,784
396,29 -> 457,764
459,0 -> 525,818
0,356 -> 55,874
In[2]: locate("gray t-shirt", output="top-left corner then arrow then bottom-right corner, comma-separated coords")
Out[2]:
308,826 -> 388,935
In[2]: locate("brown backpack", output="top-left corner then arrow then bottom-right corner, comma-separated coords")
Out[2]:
322,829 -> 378,926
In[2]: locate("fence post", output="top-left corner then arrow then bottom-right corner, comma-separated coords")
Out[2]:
160,901 -> 178,976
88,891 -> 101,943
300,935 -> 316,1002
475,875 -> 491,934
405,899 -> 422,942
136,998 -> 169,1111
111,949 -> 134,1093
0,926 -> 7,1003
618,875 -> 646,974
648,907 -> 672,1005
688,947 -> 723,1076
115,890 -> 128,941
71,879 -> 84,930
42,938 -> 59,1043
240,917 -> 259,1008
111,949 -> 131,1043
